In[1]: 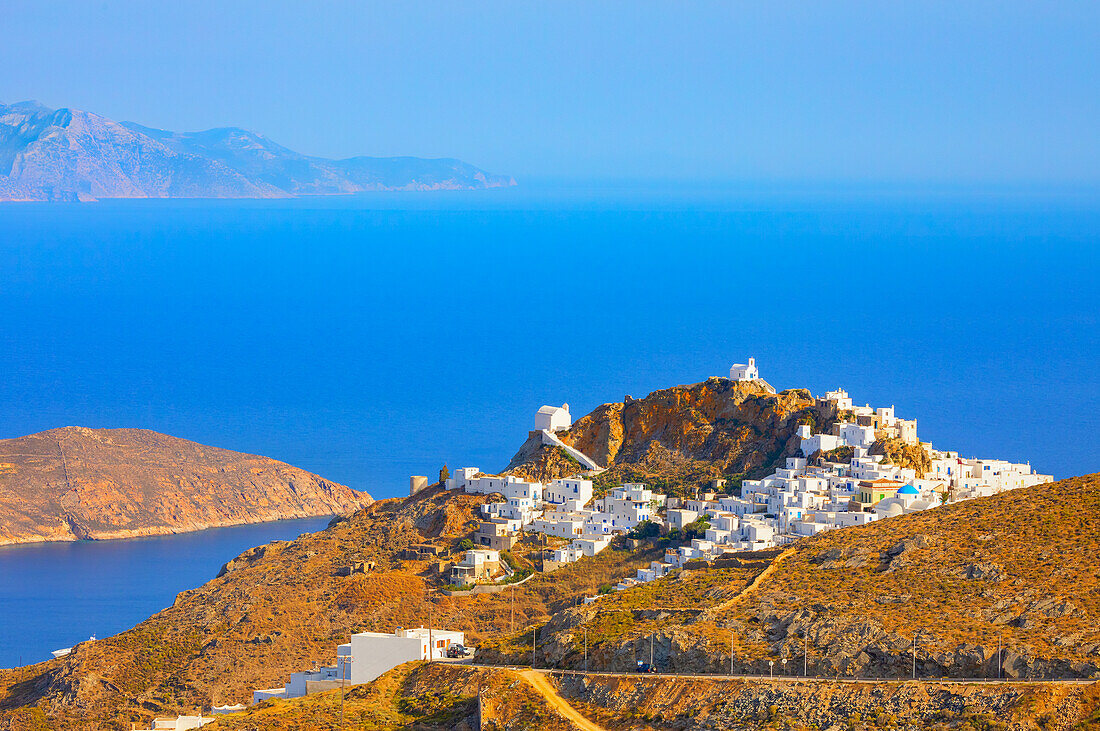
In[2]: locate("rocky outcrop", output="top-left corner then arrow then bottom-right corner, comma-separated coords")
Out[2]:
0,427 -> 371,545
507,378 -> 830,486
869,437 -> 932,477
0,100 -> 515,201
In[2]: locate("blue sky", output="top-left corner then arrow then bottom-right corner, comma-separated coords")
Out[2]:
2,1 -> 1098,183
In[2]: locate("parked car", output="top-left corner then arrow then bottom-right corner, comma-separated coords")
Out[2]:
447,644 -> 473,658
635,661 -> 655,673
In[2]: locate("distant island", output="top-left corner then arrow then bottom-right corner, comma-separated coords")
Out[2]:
0,426 -> 371,545
0,100 -> 515,201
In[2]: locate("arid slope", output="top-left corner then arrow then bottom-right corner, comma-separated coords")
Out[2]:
0,427 -> 371,545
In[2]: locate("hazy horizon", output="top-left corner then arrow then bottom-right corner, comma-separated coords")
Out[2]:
4,1 -> 1098,186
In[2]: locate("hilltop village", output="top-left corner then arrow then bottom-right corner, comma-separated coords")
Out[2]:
436,359 -> 1051,592
235,360 -> 1056,710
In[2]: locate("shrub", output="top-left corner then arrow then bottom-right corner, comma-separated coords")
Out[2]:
458,538 -> 474,551
627,520 -> 660,539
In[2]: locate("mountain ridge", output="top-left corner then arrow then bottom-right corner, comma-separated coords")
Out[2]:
0,101 -> 515,201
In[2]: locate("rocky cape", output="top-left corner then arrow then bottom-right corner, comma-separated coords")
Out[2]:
0,427 -> 371,545
0,100 -> 515,201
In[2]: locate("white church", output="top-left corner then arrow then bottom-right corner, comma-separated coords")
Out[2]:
535,403 -> 571,432
729,357 -> 759,382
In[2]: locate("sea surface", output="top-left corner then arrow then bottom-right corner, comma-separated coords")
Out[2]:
0,181 -> 1097,665
0,517 -> 332,668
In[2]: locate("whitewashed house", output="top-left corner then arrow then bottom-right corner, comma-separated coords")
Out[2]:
349,628 -> 464,685
536,404 -> 572,432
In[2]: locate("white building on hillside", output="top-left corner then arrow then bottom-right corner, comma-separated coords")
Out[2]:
536,404 -> 572,432
350,628 -> 464,685
730,358 -> 759,382
545,477 -> 593,510
132,717 -> 214,731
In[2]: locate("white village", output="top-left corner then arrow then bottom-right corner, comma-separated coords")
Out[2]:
242,359 -> 1052,713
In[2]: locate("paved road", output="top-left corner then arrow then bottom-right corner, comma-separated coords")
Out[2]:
464,663 -> 1095,686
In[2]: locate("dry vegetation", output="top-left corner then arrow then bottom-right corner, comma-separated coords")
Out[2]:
0,487 -> 655,730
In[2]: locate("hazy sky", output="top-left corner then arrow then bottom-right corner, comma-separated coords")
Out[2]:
3,1 -> 1098,183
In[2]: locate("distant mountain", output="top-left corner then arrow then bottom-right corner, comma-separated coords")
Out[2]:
0,100 -> 515,201
0,426 -> 372,545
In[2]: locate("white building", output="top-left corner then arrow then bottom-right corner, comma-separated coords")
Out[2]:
536,404 -> 572,432
445,466 -> 481,492
552,535 -> 612,564
729,357 -> 759,382
596,484 -> 658,531
349,628 -> 465,685
133,718 -> 214,731
545,478 -> 593,510
253,643 -> 353,704
823,388 -> 853,411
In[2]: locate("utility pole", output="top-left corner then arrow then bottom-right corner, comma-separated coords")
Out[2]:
532,626 -> 537,669
804,630 -> 809,677
730,631 -> 734,676
912,631 -> 918,680
510,585 -> 514,636
340,655 -> 353,728
584,624 -> 588,673
997,632 -> 1002,680
768,659 -> 774,679
650,633 -> 654,671
428,590 -> 433,664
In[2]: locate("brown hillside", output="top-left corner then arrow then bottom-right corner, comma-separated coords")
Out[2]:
0,486 -> 656,730
490,473 -> 1100,682
507,378 -> 830,489
0,427 -> 371,545
206,662 -> 1100,731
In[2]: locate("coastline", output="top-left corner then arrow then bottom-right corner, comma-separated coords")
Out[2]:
0,509 -> 349,549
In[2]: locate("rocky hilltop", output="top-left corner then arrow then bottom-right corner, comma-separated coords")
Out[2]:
0,101 -> 514,201
507,378 -> 829,487
0,427 -> 371,545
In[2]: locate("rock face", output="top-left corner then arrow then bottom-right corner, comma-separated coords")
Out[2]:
507,378 -> 828,485
0,100 -> 515,201
0,427 -> 371,545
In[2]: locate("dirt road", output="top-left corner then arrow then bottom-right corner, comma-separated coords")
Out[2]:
521,670 -> 605,731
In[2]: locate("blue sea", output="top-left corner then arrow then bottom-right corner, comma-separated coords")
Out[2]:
0,517 -> 331,668
0,181 -> 1097,666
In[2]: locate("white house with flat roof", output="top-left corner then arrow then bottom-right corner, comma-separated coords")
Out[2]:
350,628 -> 464,685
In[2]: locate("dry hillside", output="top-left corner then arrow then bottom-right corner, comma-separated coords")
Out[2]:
0,427 -> 371,545
0,486 -> 657,730
205,662 -> 1100,731
487,474 -> 1100,683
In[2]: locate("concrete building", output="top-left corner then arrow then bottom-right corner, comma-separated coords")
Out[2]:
349,628 -> 465,685
475,519 -> 517,551
131,718 -> 214,731
545,478 -> 593,510
450,548 -> 501,586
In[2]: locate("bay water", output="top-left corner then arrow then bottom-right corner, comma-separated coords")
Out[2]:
0,181 -> 1096,666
